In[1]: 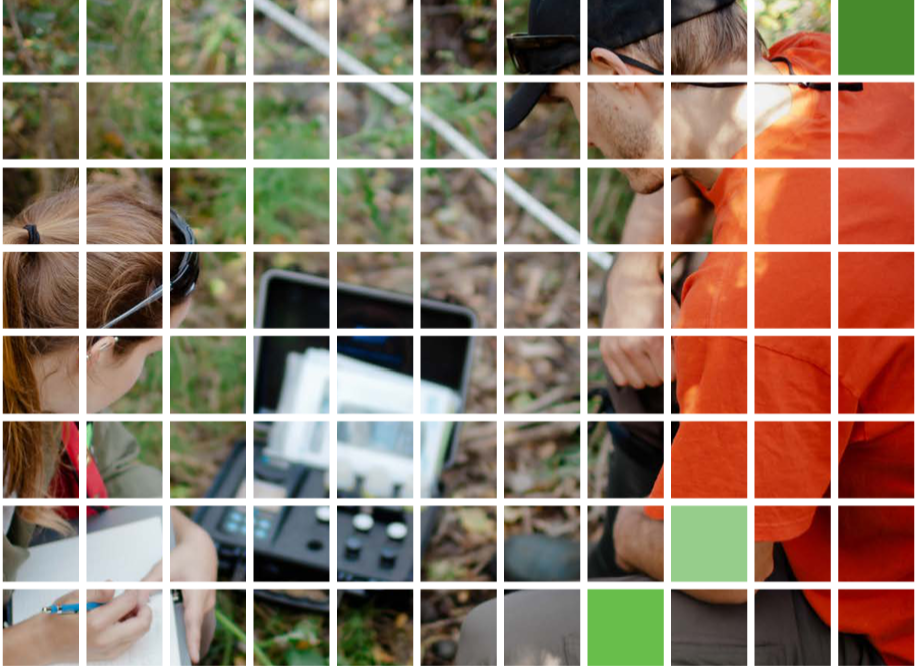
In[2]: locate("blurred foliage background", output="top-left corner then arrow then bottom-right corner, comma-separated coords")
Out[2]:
3,168 -> 77,223
3,0 -> 78,74
337,169 -> 412,244
255,83 -> 329,159
421,169 -> 496,245
87,82 -> 163,159
255,0 -> 329,73
422,83 -> 496,159
171,168 -> 247,244
171,336 -> 247,414
170,422 -> 245,498
505,168 -> 579,243
255,596 -> 329,666
337,84 -> 413,160
171,83 -> 247,159
171,0 -> 245,74
204,590 -> 247,666
338,592 -> 412,666
755,0 -> 830,47
3,83 -> 79,159
255,168 -> 330,244
88,0 -> 162,74
588,169 -> 634,244
183,252 -> 247,328
421,0 -> 496,74
338,0 -> 412,74
503,0 -> 527,74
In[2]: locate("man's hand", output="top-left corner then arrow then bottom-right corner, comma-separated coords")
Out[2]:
612,505 -> 664,581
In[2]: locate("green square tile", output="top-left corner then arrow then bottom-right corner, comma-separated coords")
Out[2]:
588,589 -> 664,666
671,506 -> 747,582
839,0 -> 914,74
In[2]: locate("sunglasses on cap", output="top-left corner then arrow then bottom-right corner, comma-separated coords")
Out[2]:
100,209 -> 200,329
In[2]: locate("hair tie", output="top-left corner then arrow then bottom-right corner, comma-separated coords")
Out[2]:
24,224 -> 40,245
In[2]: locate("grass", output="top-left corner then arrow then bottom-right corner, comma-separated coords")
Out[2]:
505,168 -> 580,243
254,0 -> 328,74
254,83 -> 329,159
337,84 -> 413,160
170,336 -> 246,414
255,599 -> 329,666
183,252 -> 247,329
170,421 -> 244,498
204,591 -> 247,665
170,168 -> 247,244
422,82 -> 497,159
87,82 -> 163,159
170,83 -> 247,159
338,595 -> 412,666
2,83 -> 79,159
171,0 -> 245,75
338,0 -> 412,74
87,0 -> 162,74
337,169 -> 412,244
3,0 -> 79,74
254,168 -> 330,244
587,169 -> 634,244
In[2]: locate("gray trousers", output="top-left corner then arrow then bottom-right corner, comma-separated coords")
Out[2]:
454,548 -> 884,666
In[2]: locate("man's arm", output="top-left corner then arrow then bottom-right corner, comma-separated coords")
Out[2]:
618,176 -> 714,246
613,506 -> 775,604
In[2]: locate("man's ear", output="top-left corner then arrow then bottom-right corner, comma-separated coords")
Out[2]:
590,48 -> 634,75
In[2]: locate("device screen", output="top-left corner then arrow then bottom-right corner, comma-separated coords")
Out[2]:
256,273 -> 474,414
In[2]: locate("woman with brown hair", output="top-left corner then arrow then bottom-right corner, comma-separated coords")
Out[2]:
2,184 -> 217,665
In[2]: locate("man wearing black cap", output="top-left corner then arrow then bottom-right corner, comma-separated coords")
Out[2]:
458,0 -> 909,663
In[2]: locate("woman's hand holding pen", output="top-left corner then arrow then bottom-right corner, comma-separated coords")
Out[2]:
85,590 -> 153,661
2,589 -> 150,665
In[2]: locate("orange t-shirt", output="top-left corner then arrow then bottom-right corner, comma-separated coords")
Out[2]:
644,32 -> 915,665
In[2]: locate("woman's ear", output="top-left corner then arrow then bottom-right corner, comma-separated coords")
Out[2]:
86,336 -> 119,364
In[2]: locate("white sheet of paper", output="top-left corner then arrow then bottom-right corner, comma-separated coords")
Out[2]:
87,516 -> 163,582
11,589 -> 175,666
15,536 -> 79,582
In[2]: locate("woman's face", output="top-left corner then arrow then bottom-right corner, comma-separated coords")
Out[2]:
86,299 -> 194,414
38,300 -> 194,414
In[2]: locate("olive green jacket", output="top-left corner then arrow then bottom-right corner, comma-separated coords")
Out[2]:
3,422 -> 162,600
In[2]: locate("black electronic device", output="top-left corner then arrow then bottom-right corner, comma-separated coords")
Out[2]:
194,270 -> 477,596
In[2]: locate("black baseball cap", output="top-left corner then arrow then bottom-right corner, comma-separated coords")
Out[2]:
505,0 -> 737,131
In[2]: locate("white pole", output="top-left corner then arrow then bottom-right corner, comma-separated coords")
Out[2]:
252,0 -> 613,270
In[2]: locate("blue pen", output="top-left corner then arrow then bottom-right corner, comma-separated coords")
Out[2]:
41,602 -> 104,615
